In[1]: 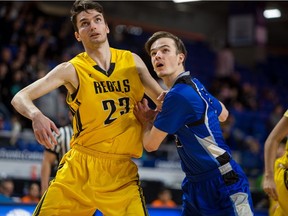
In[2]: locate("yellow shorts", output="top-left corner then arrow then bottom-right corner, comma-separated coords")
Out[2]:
34,144 -> 149,216
269,198 -> 278,216
272,156 -> 288,216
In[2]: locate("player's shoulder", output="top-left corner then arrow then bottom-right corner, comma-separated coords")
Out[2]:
284,109 -> 288,117
50,62 -> 75,77
111,47 -> 131,54
58,62 -> 75,70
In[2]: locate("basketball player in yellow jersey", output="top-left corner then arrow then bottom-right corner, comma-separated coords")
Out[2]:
11,1 -> 164,215
263,109 -> 288,216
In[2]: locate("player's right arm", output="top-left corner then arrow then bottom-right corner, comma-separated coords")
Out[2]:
263,113 -> 288,201
41,150 -> 57,195
11,62 -> 78,149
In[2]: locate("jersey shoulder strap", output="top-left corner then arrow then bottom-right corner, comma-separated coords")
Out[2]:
174,74 -> 205,127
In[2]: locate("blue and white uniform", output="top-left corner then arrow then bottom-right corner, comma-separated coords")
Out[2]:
154,71 -> 254,216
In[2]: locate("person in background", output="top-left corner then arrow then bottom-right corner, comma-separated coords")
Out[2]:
0,178 -> 16,203
134,31 -> 254,216
263,109 -> 288,216
40,111 -> 73,195
10,0 -> 163,215
21,182 -> 40,204
151,188 -> 177,208
9,114 -> 22,146
215,43 -> 235,78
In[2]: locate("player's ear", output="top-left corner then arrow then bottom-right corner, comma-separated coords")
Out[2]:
178,53 -> 185,65
75,32 -> 81,42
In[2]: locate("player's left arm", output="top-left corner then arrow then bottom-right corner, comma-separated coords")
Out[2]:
143,125 -> 168,152
263,114 -> 288,200
208,91 -> 228,122
218,101 -> 229,122
132,53 -> 164,109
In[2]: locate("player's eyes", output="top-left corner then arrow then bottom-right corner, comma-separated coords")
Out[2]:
163,48 -> 169,53
81,22 -> 89,27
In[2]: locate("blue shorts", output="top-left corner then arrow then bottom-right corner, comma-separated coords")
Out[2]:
181,160 -> 254,216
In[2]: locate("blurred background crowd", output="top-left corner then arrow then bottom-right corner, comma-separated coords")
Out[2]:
0,1 -> 287,214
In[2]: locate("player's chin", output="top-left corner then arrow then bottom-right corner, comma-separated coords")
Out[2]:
156,71 -> 167,78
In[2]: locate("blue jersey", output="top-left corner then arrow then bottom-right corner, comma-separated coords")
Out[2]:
154,71 -> 231,177
154,71 -> 254,215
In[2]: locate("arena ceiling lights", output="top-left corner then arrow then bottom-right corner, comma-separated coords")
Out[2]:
173,0 -> 201,3
263,9 -> 281,19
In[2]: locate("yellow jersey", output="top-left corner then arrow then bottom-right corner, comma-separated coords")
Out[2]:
67,48 -> 145,158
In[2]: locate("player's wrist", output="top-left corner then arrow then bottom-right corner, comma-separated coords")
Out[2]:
264,171 -> 274,178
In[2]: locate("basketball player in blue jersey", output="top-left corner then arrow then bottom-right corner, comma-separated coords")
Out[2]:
134,31 -> 254,216
11,1 -> 163,215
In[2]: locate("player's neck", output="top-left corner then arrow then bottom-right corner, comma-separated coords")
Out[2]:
86,42 -> 111,71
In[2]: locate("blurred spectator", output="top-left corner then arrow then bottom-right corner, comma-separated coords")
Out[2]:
21,182 -> 40,204
0,113 -> 11,131
0,51 -> 13,114
209,72 -> 243,109
240,136 -> 264,177
268,104 -> 284,132
9,114 -> 22,146
0,178 -> 16,203
215,43 -> 235,78
241,82 -> 259,111
151,188 -> 177,208
10,69 -> 24,98
25,55 -> 45,83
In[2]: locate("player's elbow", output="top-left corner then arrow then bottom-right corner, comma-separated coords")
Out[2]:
11,94 -> 17,107
11,93 -> 21,109
143,131 -> 164,152
219,108 -> 229,122
144,143 -> 159,152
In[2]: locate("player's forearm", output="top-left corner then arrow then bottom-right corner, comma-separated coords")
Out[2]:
142,121 -> 156,152
145,84 -> 163,108
142,122 -> 164,152
11,91 -> 41,120
264,139 -> 278,177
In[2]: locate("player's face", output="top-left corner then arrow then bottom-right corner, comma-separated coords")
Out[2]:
150,38 -> 184,78
74,9 -> 109,46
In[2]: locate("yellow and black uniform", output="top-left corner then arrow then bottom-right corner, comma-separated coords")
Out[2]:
68,48 -> 144,156
34,48 -> 148,216
271,110 -> 288,216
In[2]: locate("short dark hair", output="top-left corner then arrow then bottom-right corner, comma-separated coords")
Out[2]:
145,31 -> 187,58
70,0 -> 105,32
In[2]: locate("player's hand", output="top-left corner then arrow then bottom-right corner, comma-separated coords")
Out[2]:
263,175 -> 278,201
32,112 -> 59,149
134,98 -> 158,124
155,91 -> 168,111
